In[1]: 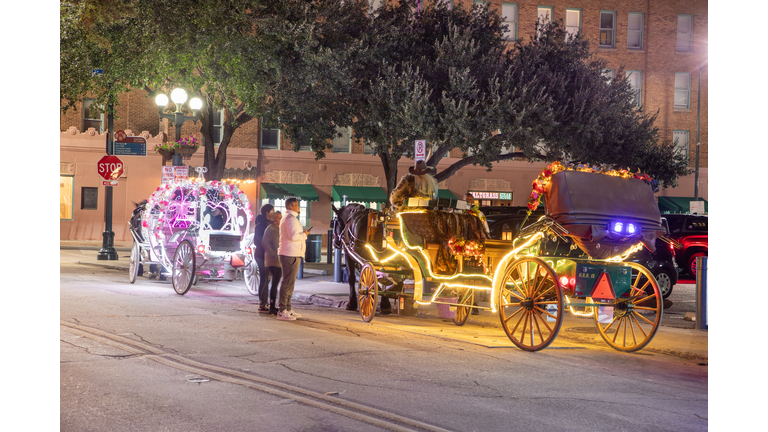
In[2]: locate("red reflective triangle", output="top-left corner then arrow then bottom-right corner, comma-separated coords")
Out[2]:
591,272 -> 616,301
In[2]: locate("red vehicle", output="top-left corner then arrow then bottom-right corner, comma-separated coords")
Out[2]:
663,213 -> 708,276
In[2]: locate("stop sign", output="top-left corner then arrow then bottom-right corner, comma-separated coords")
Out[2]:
97,155 -> 125,180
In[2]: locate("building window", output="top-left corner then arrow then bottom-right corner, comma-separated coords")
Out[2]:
81,187 -> 98,210
332,126 -> 351,153
627,13 -> 644,50
599,11 -> 616,48
677,15 -> 693,52
502,3 -> 518,41
369,0 -> 384,11
626,70 -> 642,107
674,73 -> 691,109
60,176 -> 74,220
673,130 -> 690,160
565,9 -> 581,40
82,99 -> 103,133
603,69 -> 615,82
537,6 -> 553,39
260,118 -> 280,150
212,109 -> 225,145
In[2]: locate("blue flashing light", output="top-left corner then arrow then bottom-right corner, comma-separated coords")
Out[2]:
613,222 -> 623,233
627,223 -> 636,234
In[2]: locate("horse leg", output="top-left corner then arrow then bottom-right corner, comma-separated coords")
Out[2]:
346,260 -> 358,311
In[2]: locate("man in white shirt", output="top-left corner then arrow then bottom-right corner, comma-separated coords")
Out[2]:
276,197 -> 311,321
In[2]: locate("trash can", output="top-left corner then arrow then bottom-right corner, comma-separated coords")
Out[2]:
305,234 -> 322,263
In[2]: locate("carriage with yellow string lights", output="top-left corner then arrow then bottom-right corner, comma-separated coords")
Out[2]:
333,162 -> 666,352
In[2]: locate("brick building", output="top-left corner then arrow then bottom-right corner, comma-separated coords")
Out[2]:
60,0 -> 708,243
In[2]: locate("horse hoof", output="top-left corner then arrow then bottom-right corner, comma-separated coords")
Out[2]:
381,309 -> 392,315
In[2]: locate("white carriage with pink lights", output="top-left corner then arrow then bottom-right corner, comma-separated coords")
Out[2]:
128,172 -> 257,295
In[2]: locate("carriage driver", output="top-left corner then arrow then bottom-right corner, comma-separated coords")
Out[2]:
389,160 -> 439,210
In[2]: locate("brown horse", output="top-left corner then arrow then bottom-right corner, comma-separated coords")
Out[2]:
331,204 -> 392,314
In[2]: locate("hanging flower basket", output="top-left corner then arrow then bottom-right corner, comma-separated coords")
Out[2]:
155,147 -> 174,162
173,136 -> 200,161
175,146 -> 198,160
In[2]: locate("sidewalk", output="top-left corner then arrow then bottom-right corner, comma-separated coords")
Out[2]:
62,240 -> 707,361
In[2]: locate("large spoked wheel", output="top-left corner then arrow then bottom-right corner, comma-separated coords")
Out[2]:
358,263 -> 378,323
452,288 -> 474,326
243,251 -> 259,296
129,242 -> 141,284
498,257 -> 563,352
594,262 -> 663,352
172,240 -> 196,295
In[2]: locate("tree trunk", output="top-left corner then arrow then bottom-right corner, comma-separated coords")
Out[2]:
380,152 -> 400,209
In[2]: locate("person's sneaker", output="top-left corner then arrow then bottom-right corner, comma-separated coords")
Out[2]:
258,305 -> 269,313
287,309 -> 302,318
269,307 -> 279,316
277,310 -> 296,321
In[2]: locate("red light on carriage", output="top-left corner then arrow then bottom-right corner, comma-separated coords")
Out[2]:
560,276 -> 569,286
246,246 -> 252,255
197,245 -> 206,253
569,277 -> 576,286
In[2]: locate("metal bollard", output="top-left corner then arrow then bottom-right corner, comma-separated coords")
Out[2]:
334,248 -> 343,283
297,257 -> 304,280
695,256 -> 707,330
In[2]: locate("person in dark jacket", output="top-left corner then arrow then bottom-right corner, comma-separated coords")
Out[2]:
253,204 -> 274,312
261,211 -> 282,315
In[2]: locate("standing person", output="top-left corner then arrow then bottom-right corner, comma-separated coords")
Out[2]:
261,211 -> 283,315
276,198 -> 311,321
253,204 -> 274,312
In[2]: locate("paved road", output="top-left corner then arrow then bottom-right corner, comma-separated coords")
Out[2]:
60,253 -> 708,431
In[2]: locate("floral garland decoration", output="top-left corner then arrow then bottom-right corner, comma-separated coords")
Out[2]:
447,236 -> 489,273
527,161 -> 657,212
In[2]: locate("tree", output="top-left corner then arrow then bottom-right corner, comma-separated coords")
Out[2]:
267,1 -> 689,204
60,0 -> 275,180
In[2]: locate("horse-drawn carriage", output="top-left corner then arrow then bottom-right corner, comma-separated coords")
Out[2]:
333,162 -> 665,352
128,169 -> 255,295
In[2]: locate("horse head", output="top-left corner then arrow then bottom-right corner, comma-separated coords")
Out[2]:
332,203 -> 366,249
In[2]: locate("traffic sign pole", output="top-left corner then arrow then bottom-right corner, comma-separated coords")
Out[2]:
98,87 -> 119,261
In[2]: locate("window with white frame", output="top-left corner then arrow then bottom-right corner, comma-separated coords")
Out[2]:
673,130 -> 689,160
212,108 -> 224,145
603,69 -> 615,82
599,11 -> 616,48
502,3 -> 518,41
674,73 -> 691,109
627,13 -> 644,49
565,9 -> 581,40
260,118 -> 280,149
82,99 -> 104,133
332,126 -> 351,153
626,70 -> 642,107
264,198 -> 309,227
537,6 -> 553,39
676,15 -> 693,52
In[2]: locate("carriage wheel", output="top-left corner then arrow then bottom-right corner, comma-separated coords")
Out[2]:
243,250 -> 259,296
594,263 -> 662,352
452,289 -> 474,326
172,240 -> 196,295
498,257 -> 563,351
358,263 -> 378,322
129,242 -> 141,284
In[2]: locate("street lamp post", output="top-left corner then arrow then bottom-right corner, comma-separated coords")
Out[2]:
694,61 -> 707,202
155,88 -> 203,166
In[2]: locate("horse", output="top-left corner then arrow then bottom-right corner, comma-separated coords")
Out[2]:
331,204 -> 392,314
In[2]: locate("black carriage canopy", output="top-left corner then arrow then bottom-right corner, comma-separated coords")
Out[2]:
260,183 -> 319,201
544,170 -> 665,259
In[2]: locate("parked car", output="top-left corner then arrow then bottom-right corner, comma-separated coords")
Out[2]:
627,217 -> 679,299
662,213 -> 708,276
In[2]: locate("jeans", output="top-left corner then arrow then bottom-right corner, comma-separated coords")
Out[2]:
255,256 -> 268,305
278,255 -> 301,312
264,266 -> 282,307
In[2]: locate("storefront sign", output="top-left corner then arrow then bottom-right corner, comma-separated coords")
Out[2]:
469,191 -> 512,200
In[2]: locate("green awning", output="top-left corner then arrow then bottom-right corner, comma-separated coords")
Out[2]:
437,189 -> 458,200
260,183 -> 319,202
658,196 -> 708,214
332,185 -> 388,203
